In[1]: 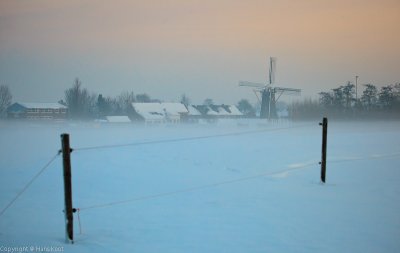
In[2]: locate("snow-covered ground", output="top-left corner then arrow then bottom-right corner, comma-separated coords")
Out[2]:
0,119 -> 399,253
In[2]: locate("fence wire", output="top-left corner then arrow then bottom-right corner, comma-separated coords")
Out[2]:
4,122 -> 399,217
0,152 -> 60,218
0,123 -> 313,218
73,123 -> 315,152
77,151 -> 400,212
78,163 -> 316,211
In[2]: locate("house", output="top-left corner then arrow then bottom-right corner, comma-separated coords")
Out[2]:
161,102 -> 189,123
185,105 -> 202,122
187,105 -> 202,117
131,102 -> 189,124
192,105 -> 243,118
209,105 -> 232,116
7,102 -> 68,120
223,105 -> 243,117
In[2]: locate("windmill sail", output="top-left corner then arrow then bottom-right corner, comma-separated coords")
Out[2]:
269,57 -> 276,85
238,81 -> 266,88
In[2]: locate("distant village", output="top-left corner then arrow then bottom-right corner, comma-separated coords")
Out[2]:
1,77 -> 400,123
5,101 -> 249,124
2,79 -> 262,124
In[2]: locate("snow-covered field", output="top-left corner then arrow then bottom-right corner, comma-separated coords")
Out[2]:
0,119 -> 399,253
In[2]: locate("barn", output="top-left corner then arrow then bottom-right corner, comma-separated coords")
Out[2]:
7,102 -> 68,120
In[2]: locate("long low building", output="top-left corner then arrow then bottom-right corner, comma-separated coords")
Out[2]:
7,102 -> 68,119
191,104 -> 243,118
131,102 -> 189,124
131,102 -> 243,124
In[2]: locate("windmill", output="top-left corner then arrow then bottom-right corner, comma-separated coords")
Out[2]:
239,57 -> 301,119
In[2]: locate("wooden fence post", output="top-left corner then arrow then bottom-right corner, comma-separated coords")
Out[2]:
61,133 -> 74,243
319,118 -> 328,183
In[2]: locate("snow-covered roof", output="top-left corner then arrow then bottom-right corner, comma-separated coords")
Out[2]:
106,116 -> 131,123
206,107 -> 220,115
187,105 -> 201,116
132,102 -> 188,120
204,105 -> 243,116
17,102 -> 67,109
132,103 -> 164,120
161,103 -> 188,116
132,103 -> 163,114
226,105 -> 243,116
131,103 -> 241,119
216,107 -> 231,116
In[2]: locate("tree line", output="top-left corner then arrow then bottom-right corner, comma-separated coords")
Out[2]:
289,82 -> 400,120
5,78 -> 396,120
59,78 -> 166,119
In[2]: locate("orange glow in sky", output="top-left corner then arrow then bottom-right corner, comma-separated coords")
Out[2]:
1,0 -> 399,103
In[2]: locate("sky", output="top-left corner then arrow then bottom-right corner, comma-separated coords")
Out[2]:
0,0 -> 399,105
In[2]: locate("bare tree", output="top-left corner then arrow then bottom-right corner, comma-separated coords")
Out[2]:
136,93 -> 151,103
180,94 -> 190,107
64,78 -> 95,119
394,83 -> 400,110
203,98 -> 214,106
289,98 -> 321,120
342,82 -> 355,110
319,92 -> 333,109
379,85 -> 395,110
361,84 -> 378,111
0,85 -> 12,118
97,94 -> 120,117
237,99 -> 255,116
117,91 -> 136,113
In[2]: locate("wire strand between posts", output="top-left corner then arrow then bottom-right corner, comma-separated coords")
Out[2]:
78,163 -> 316,211
0,153 -> 60,218
73,123 -> 314,152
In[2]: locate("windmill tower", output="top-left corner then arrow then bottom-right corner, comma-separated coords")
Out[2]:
239,57 -> 301,119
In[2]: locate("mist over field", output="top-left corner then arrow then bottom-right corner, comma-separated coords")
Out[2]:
0,119 -> 399,252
